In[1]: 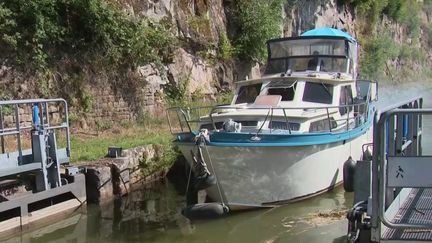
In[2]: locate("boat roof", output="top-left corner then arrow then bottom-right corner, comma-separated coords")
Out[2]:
235,75 -> 355,86
301,27 -> 356,42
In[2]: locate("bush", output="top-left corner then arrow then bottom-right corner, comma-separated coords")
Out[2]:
359,35 -> 398,79
164,76 -> 190,107
232,0 -> 284,63
216,91 -> 234,105
218,33 -> 236,61
399,44 -> 425,63
0,0 -> 177,70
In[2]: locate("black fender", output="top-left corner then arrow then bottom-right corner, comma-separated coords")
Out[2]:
182,203 -> 229,220
343,157 -> 356,192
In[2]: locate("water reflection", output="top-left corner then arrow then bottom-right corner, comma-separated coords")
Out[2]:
5,179 -> 352,243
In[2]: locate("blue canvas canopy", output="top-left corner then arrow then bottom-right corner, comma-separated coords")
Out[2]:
301,27 -> 355,42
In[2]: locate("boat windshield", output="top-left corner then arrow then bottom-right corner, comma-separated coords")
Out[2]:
266,57 -> 348,73
265,38 -> 353,75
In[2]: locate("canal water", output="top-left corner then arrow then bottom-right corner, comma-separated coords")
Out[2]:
5,81 -> 432,243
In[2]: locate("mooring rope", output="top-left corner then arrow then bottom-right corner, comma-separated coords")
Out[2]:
202,141 -> 226,207
185,158 -> 193,198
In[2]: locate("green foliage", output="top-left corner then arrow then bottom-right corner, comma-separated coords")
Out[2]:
0,92 -> 14,115
339,0 -> 388,27
217,33 -> 236,61
424,0 -> 432,15
95,119 -> 113,132
188,14 -> 212,38
68,112 -> 79,125
426,24 -> 432,47
164,76 -> 190,106
216,91 -> 234,105
339,0 -> 421,38
385,0 -> 420,38
359,35 -> 398,79
156,145 -> 181,170
0,0 -> 178,114
233,0 -> 284,63
0,0 -> 177,69
341,0 -> 429,81
81,91 -> 93,113
383,0 -> 406,20
0,105 -> 14,116
398,44 -> 425,63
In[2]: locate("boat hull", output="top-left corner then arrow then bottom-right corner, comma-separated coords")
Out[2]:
177,129 -> 372,210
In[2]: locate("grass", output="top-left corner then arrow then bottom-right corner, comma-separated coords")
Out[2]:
69,123 -> 173,162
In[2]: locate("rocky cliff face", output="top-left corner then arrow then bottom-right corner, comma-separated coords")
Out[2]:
284,0 -> 356,37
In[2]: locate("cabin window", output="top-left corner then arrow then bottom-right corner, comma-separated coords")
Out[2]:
239,121 -> 258,126
269,121 -> 300,131
200,121 -> 258,131
235,83 -> 262,104
309,117 -> 337,132
267,87 -> 296,101
302,82 -> 333,104
339,85 -> 353,115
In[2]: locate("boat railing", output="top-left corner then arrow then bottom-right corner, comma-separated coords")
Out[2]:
0,99 -> 70,167
370,96 -> 428,241
166,105 -> 215,134
167,100 -> 372,135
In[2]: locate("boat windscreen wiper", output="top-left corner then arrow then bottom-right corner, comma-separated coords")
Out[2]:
321,83 -> 332,98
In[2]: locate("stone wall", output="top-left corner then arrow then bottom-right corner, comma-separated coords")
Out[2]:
79,144 -> 170,204
1,103 -> 63,129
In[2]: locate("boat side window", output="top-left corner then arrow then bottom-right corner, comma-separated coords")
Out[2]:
235,83 -> 262,104
309,117 -> 337,132
356,80 -> 371,101
339,85 -> 353,115
302,82 -> 333,104
269,121 -> 300,131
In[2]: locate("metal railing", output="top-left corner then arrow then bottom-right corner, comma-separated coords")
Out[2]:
370,96 -> 426,241
167,80 -> 377,136
167,100 -> 372,136
0,99 -> 70,165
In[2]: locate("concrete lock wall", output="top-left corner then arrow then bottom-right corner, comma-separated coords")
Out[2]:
78,144 -> 169,204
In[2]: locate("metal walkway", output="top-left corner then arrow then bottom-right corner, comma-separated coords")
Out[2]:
382,188 -> 432,241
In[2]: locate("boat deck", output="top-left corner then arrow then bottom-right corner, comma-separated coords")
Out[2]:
382,188 -> 432,242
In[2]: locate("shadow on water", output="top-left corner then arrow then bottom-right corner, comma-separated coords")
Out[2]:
5,82 -> 432,242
